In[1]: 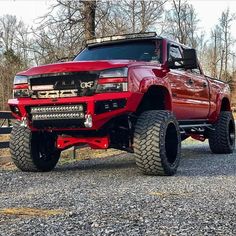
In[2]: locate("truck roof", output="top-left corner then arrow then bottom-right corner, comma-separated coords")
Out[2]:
86,32 -> 193,50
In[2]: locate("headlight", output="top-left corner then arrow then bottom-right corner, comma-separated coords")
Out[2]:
96,83 -> 128,93
96,67 -> 128,93
13,75 -> 29,98
99,68 -> 128,78
14,75 -> 28,85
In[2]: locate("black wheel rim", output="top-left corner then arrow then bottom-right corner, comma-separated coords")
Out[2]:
165,122 -> 179,165
33,132 -> 57,162
229,120 -> 235,146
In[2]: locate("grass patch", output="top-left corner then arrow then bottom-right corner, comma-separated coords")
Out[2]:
0,207 -> 64,217
182,137 -> 207,145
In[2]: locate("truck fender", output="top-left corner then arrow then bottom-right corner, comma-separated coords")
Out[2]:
139,76 -> 172,94
137,77 -> 173,112
215,95 -> 231,118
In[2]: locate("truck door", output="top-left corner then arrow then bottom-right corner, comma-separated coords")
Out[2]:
167,44 -> 197,119
183,68 -> 210,118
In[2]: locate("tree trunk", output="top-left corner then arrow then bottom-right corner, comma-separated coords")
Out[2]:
219,50 -> 224,80
82,1 -> 96,40
213,31 -> 217,78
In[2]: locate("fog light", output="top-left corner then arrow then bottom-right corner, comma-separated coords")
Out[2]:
20,117 -> 27,127
84,114 -> 93,128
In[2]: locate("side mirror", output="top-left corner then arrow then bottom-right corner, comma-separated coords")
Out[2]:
167,48 -> 198,69
183,49 -> 198,69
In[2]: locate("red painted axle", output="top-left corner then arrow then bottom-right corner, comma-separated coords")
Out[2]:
56,135 -> 110,150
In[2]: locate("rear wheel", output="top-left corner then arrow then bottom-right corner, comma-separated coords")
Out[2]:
208,111 -> 235,154
10,121 -> 60,172
133,110 -> 181,176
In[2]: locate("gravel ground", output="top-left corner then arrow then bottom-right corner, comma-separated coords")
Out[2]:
1,142 -> 236,236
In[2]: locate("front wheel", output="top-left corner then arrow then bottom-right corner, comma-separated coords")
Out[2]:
133,110 -> 181,176
208,111 -> 235,154
9,121 -> 60,172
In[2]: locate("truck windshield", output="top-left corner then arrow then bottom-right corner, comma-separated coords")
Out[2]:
74,40 -> 162,63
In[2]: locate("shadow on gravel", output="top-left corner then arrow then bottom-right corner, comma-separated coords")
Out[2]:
182,144 -> 212,157
55,144 -> 236,178
56,154 -> 136,172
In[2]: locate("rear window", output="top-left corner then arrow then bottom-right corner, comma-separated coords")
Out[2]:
74,40 -> 162,63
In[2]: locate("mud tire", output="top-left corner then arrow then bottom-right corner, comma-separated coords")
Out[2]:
133,110 -> 181,176
209,111 -> 235,154
9,121 -> 60,172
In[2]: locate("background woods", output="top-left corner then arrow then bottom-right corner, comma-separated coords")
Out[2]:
0,0 -> 235,110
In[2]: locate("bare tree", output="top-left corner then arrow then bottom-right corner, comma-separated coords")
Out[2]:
81,0 -> 96,40
207,25 -> 223,78
219,8 -> 236,81
118,0 -> 166,33
0,15 -> 17,52
164,0 -> 199,47
0,15 -> 29,110
204,9 -> 236,81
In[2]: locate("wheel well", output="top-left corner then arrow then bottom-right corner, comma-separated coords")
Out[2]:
221,97 -> 231,111
136,86 -> 171,114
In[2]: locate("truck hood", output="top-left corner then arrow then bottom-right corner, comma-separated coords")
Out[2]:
18,60 -> 134,77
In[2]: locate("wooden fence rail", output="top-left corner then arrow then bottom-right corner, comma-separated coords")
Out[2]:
0,111 -> 15,148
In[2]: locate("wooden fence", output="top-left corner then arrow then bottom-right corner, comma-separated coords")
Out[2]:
0,111 -> 14,148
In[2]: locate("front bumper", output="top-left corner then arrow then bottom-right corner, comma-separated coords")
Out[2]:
8,92 -> 142,131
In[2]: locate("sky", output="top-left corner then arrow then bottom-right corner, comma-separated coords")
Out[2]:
0,0 -> 52,24
0,0 -> 235,39
190,0 -> 236,36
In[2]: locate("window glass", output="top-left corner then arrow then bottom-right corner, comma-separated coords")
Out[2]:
168,45 -> 183,68
74,40 -> 162,63
169,46 -> 182,59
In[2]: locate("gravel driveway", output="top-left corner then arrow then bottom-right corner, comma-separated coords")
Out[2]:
1,142 -> 236,236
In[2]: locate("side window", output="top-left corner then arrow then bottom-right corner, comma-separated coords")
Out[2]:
169,45 -> 183,67
169,46 -> 182,60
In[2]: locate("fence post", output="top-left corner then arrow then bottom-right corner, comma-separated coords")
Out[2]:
0,111 -> 14,149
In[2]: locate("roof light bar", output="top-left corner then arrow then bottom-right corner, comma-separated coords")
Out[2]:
86,32 -> 157,45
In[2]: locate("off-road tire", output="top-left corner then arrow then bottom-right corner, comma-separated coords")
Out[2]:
9,121 -> 60,172
208,111 -> 235,154
133,110 -> 181,176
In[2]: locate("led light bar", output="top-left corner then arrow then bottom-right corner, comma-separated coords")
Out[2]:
31,85 -> 54,90
87,32 -> 157,45
31,105 -> 84,114
32,112 -> 85,120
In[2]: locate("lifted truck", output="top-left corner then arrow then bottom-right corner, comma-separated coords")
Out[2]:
8,32 -> 235,175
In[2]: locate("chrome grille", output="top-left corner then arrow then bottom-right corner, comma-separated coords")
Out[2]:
32,89 -> 78,99
29,72 -> 99,99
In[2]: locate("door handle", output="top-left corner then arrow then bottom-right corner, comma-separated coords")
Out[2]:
187,79 -> 194,85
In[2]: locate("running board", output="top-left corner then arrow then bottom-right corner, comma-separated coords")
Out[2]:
179,119 -> 213,130
179,123 -> 212,129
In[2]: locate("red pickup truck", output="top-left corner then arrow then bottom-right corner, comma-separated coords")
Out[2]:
8,32 -> 235,175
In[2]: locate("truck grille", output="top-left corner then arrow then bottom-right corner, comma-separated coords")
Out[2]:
29,72 -> 99,99
36,89 -> 78,99
29,104 -> 86,128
